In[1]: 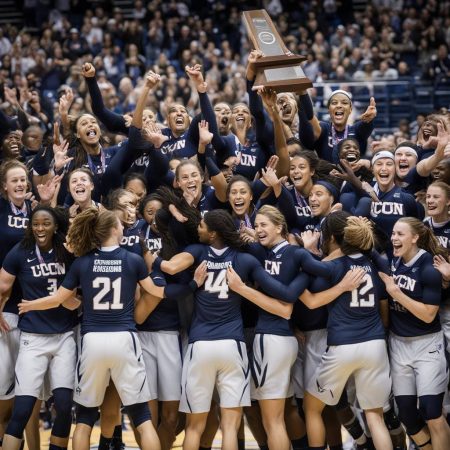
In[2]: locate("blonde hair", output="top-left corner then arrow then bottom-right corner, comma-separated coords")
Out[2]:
0,160 -> 29,198
427,181 -> 450,200
67,207 -> 119,256
256,205 -> 288,239
344,216 -> 374,252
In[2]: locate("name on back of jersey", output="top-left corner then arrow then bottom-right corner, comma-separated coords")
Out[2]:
93,259 -> 122,273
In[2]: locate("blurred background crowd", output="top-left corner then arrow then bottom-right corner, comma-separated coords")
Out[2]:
0,0 -> 449,149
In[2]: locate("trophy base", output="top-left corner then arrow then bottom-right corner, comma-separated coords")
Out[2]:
254,66 -> 313,93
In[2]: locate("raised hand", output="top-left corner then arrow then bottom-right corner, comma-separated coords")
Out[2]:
4,86 -> 19,106
359,97 -> 377,123
248,49 -> 264,65
258,87 -> 277,110
82,63 -> 96,78
144,71 -> 161,89
198,120 -> 213,146
53,138 -> 73,171
168,204 -> 188,223
185,64 -> 207,93
142,123 -> 169,148
261,166 -> 280,188
433,255 -> 450,281
378,272 -> 399,296
59,88 -> 74,116
37,174 -> 62,205
193,261 -> 208,288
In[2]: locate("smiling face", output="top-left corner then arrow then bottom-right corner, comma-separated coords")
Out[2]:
395,146 -> 417,179
276,93 -> 297,124
231,103 -> 251,132
32,210 -> 56,251
69,170 -> 94,204
4,167 -> 28,204
391,220 -> 418,260
255,213 -> 282,248
167,104 -> 189,134
328,93 -> 352,129
142,109 -> 156,127
426,185 -> 450,219
373,158 -> 395,191
176,163 -> 203,200
420,119 -> 438,142
214,102 -> 232,135
2,132 -> 23,159
143,199 -> 162,225
289,156 -> 314,193
228,180 -> 252,217
432,160 -> 450,184
309,185 -> 333,217
339,139 -> 360,163
76,114 -> 101,146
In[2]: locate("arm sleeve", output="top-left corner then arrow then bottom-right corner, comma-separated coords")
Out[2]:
247,79 -> 274,148
2,246 -> 20,276
298,94 -> 319,149
244,254 -> 309,302
276,186 -> 299,229
86,77 -> 128,135
184,114 -> 202,149
198,92 -> 228,155
421,264 -> 442,306
61,260 -> 81,291
296,249 -> 332,277
251,179 -> 268,204
354,119 -> 374,143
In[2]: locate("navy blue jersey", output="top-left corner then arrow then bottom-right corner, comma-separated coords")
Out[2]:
292,285 -> 328,332
370,185 -> 422,244
0,198 -> 32,314
423,217 -> 450,250
140,223 -> 162,252
3,244 -> 76,333
276,185 -> 312,232
389,250 -> 442,337
62,247 -> 148,334
184,244 -> 309,343
158,116 -> 200,160
399,167 -> 428,195
198,185 -> 227,217
137,270 -> 180,332
248,241 -> 330,336
121,219 -> 146,256
315,254 -> 386,345
301,120 -> 372,164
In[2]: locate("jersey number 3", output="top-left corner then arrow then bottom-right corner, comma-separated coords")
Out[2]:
349,273 -> 375,307
93,277 -> 123,310
204,269 -> 229,299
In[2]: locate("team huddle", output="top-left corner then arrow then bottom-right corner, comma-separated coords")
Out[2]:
0,53 -> 450,450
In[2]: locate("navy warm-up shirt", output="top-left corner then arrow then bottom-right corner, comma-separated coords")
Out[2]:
313,254 -> 386,346
62,247 -> 149,335
3,244 -> 76,334
0,198 -> 32,314
389,249 -> 442,337
183,244 -> 309,343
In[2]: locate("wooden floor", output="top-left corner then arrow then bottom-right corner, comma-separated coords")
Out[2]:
38,423 -> 354,450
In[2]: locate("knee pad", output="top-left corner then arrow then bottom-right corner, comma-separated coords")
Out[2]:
418,393 -> 445,421
383,407 -> 401,431
5,396 -> 37,439
76,405 -> 99,428
125,402 -> 151,428
52,388 -> 74,438
395,395 -> 425,436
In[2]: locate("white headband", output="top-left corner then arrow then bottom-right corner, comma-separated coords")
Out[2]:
372,151 -> 394,165
327,90 -> 352,106
394,147 -> 418,159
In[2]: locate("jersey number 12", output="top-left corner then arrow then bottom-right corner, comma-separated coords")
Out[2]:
349,273 -> 375,307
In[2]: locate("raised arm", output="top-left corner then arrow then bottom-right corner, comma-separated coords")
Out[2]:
131,71 -> 161,129
83,63 -> 128,135
416,124 -> 449,177
152,252 -> 195,275
298,91 -> 322,143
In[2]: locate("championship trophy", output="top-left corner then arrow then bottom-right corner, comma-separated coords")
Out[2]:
243,9 -> 312,93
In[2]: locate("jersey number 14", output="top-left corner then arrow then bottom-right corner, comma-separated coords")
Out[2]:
204,269 -> 229,299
